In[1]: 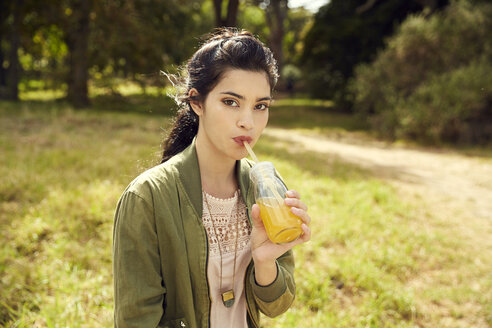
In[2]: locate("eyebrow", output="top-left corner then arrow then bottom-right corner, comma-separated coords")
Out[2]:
220,91 -> 272,102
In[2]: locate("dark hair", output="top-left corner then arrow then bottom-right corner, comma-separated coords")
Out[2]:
160,28 -> 278,163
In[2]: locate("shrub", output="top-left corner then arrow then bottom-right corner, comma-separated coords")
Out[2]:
301,0 -> 433,106
352,0 -> 492,143
396,60 -> 492,143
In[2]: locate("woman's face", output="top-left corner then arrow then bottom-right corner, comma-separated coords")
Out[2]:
192,69 -> 271,161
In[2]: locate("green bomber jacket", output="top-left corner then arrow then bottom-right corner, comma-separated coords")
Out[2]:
113,139 -> 296,328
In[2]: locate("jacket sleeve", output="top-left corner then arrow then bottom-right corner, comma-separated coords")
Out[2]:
248,249 -> 296,317
113,190 -> 165,328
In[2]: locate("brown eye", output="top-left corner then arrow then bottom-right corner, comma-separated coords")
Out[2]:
255,103 -> 268,111
223,99 -> 239,107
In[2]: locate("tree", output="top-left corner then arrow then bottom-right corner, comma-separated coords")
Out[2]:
352,1 -> 492,144
89,0 -> 212,88
0,0 -> 9,97
65,0 -> 91,108
245,0 -> 288,73
213,0 -> 240,27
301,0 -> 448,107
283,6 -> 312,65
265,0 -> 288,70
18,0 -> 93,107
0,0 -> 23,100
237,2 -> 311,91
2,0 -> 213,105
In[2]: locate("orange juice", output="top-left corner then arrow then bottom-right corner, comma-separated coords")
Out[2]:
257,197 -> 303,244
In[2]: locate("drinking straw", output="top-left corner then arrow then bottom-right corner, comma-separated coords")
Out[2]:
243,141 -> 284,203
243,141 -> 259,163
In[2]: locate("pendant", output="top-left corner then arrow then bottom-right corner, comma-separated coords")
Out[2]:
222,290 -> 235,308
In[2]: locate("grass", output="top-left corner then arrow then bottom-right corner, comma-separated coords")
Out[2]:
1,94 -> 491,327
256,137 -> 492,327
269,98 -> 369,136
269,97 -> 492,158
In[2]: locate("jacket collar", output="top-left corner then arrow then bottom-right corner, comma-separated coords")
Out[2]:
174,138 -> 252,217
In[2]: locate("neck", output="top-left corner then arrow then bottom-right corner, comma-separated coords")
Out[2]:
196,133 -> 238,199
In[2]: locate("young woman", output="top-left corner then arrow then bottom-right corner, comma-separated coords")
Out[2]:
113,28 -> 311,328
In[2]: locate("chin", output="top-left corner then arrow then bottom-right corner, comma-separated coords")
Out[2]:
233,149 -> 249,161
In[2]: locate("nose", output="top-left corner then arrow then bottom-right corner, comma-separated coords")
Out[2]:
237,110 -> 253,130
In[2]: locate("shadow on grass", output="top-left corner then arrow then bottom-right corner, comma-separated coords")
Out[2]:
1,94 -> 177,117
269,103 -> 369,132
90,94 -> 176,116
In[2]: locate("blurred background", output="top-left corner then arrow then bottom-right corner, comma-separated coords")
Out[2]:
1,0 -> 491,144
1,0 -> 492,327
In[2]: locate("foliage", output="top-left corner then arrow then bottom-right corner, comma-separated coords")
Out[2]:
7,0 -> 214,97
283,7 -> 312,66
237,4 -> 312,91
300,0 -> 447,107
3,0 -> 315,103
80,0 -> 214,86
352,0 -> 492,144
237,3 -> 270,45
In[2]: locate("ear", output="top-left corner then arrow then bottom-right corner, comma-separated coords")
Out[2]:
188,88 -> 203,116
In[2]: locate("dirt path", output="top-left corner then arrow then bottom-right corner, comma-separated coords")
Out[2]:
264,127 -> 492,220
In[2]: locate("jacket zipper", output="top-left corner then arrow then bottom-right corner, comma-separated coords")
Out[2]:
245,263 -> 259,328
204,227 -> 212,328
246,299 -> 259,328
244,207 -> 259,328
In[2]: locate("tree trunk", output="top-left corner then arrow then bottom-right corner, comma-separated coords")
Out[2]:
66,0 -> 90,108
0,0 -> 9,92
268,0 -> 287,70
213,0 -> 223,27
213,0 -> 239,27
0,42 -> 5,91
6,0 -> 22,100
225,0 -> 239,27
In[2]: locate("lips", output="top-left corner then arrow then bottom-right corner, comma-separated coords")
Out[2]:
233,136 -> 252,145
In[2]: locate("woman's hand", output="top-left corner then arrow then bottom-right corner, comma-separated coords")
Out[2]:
250,189 -> 311,286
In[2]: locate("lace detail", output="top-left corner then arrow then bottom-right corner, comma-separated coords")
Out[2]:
202,191 -> 251,258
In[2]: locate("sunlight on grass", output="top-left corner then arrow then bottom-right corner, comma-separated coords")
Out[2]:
1,98 -> 491,327
91,80 -> 171,97
19,89 -> 66,101
18,80 -> 173,103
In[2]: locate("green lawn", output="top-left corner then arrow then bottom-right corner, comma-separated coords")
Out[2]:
0,95 -> 490,327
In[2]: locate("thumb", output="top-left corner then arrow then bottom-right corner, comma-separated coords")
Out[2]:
251,204 -> 264,229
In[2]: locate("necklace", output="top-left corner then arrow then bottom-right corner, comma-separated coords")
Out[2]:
203,190 -> 241,308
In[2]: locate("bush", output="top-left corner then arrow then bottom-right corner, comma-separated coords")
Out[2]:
396,60 -> 492,143
300,0 -> 442,107
351,0 -> 492,144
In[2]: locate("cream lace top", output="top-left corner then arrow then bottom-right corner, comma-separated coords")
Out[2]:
202,190 -> 252,328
